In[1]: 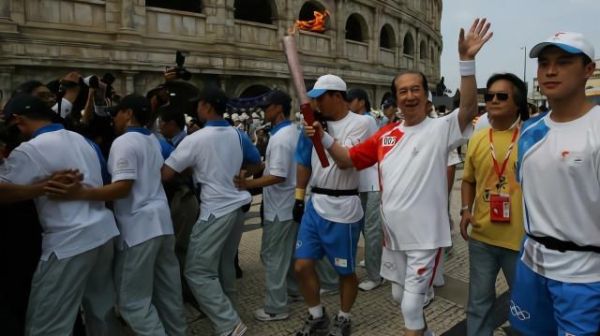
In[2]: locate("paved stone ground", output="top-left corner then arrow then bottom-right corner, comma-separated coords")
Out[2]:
187,170 -> 511,335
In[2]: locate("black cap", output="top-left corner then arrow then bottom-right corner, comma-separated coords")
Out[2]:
113,94 -> 151,117
189,85 -> 228,114
257,90 -> 292,108
3,94 -> 59,121
382,97 -> 396,109
346,88 -> 369,102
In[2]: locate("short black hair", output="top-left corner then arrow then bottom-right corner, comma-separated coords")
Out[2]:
115,94 -> 152,126
159,105 -> 186,130
13,81 -> 45,96
391,71 -> 429,96
347,88 -> 371,112
190,85 -> 228,115
486,73 -> 530,121
325,90 -> 347,101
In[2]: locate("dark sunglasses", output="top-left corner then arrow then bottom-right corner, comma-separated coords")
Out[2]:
484,92 -> 509,102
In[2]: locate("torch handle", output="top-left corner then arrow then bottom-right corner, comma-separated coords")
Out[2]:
301,103 -> 329,168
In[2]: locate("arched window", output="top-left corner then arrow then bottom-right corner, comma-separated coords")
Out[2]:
403,33 -> 414,56
380,24 -> 395,49
430,46 -> 436,63
299,1 -> 325,21
240,85 -> 270,98
420,41 -> 427,60
146,0 -> 202,13
234,0 -> 274,25
345,14 -> 367,42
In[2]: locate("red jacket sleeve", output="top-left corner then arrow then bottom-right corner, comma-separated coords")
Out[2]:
349,123 -> 398,170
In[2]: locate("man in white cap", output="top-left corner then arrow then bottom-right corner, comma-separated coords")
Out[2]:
509,32 -> 600,335
305,19 -> 491,336
293,74 -> 372,336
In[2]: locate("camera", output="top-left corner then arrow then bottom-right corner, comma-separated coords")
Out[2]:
174,51 -> 192,80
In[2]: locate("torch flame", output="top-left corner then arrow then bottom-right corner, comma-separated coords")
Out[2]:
295,10 -> 329,33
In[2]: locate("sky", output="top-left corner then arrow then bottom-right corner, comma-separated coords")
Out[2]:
439,0 -> 600,94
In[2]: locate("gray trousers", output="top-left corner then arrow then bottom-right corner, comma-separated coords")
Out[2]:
185,208 -> 245,334
26,240 -> 119,336
467,239 -> 518,336
360,191 -> 383,282
115,235 -> 186,336
261,217 -> 297,314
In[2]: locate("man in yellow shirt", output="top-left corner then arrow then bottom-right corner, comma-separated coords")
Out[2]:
460,73 -> 528,336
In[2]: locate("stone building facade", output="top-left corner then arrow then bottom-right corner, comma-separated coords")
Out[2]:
0,0 -> 442,108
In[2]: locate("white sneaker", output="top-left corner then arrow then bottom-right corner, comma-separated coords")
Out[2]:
423,287 -> 435,308
220,321 -> 247,336
358,278 -> 385,291
358,260 -> 366,268
253,308 -> 289,322
319,287 -> 339,296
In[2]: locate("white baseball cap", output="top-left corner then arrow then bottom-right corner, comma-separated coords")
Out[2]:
307,74 -> 347,98
529,32 -> 595,60
231,113 -> 240,121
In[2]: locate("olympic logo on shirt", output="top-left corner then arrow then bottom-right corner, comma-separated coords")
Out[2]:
509,300 -> 531,321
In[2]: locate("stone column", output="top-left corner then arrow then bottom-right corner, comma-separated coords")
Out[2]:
116,0 -> 142,43
122,71 -> 138,94
0,0 -> 17,32
0,66 -> 14,107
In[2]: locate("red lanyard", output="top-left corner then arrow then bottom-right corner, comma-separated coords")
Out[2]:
488,127 -> 519,179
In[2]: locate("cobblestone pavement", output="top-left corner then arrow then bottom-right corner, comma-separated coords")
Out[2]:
187,171 -> 511,335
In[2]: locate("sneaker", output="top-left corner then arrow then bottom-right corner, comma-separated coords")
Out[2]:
254,308 -> 289,322
295,309 -> 330,336
221,321 -> 247,336
328,315 -> 351,336
319,288 -> 339,296
358,278 -> 385,291
358,260 -> 365,268
423,287 -> 435,308
288,293 -> 304,303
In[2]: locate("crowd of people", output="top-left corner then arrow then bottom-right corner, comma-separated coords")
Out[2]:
0,17 -> 599,336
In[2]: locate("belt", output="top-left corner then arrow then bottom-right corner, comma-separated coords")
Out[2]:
527,234 -> 600,253
311,186 -> 358,197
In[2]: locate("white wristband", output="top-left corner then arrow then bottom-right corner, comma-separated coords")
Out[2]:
459,60 -> 476,77
321,132 -> 334,149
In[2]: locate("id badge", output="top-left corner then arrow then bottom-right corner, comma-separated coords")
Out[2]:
490,193 -> 510,222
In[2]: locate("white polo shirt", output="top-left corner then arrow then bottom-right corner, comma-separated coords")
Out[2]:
310,111 -> 372,223
357,114 -> 381,193
108,128 -> 173,249
349,109 -> 472,250
0,124 -> 119,260
165,120 -> 261,221
519,107 -> 600,283
263,120 -> 297,222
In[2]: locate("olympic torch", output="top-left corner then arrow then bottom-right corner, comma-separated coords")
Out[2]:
283,29 -> 330,168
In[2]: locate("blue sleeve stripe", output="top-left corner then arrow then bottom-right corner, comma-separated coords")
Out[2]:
159,139 -> 174,160
237,129 -> 261,165
85,138 -> 110,185
294,132 -> 313,168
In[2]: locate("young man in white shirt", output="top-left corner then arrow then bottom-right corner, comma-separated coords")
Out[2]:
306,19 -> 491,336
0,95 -> 120,336
510,32 -> 600,336
47,94 -> 187,335
234,90 -> 299,322
162,86 -> 262,336
346,88 -> 385,291
294,74 -> 373,336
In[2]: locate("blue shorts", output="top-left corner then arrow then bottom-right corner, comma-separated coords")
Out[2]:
510,258 -> 600,336
294,199 -> 361,276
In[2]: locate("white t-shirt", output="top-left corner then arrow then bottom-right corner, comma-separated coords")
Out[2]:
0,125 -> 119,260
263,121 -> 297,222
357,114 -> 381,193
109,129 -> 173,249
350,109 -> 472,250
310,112 -> 371,223
519,107 -> 600,283
165,123 -> 253,221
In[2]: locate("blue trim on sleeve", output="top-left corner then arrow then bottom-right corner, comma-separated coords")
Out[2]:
295,131 -> 313,168
85,138 -> 110,184
517,112 -> 549,182
236,129 -> 261,164
158,138 -> 174,160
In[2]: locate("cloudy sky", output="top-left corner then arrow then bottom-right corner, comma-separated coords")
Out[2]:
439,0 -> 600,93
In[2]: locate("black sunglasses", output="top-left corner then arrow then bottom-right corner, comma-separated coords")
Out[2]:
484,92 -> 509,102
